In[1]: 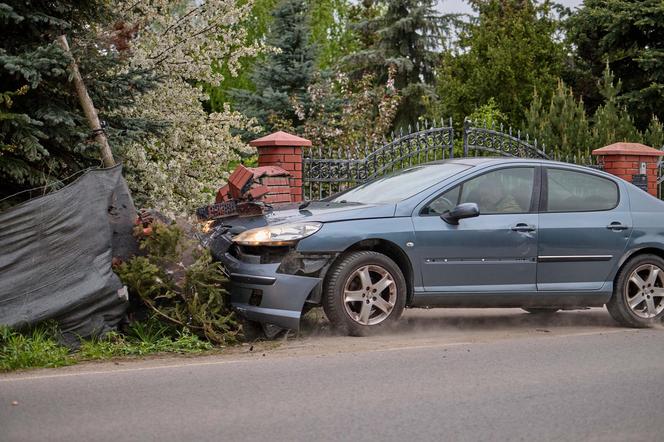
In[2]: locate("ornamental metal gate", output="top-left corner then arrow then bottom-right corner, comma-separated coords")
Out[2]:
302,119 -> 454,200
302,119 -> 600,200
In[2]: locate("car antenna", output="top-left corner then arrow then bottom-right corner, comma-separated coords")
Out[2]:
298,201 -> 311,210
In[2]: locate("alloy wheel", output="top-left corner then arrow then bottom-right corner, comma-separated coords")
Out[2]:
343,265 -> 397,326
625,264 -> 664,318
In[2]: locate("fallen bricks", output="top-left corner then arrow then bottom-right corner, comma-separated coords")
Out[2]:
196,165 -> 293,220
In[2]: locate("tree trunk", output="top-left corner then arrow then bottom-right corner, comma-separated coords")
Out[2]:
56,35 -> 115,168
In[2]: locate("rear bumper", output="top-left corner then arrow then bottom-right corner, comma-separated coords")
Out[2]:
219,251 -> 321,331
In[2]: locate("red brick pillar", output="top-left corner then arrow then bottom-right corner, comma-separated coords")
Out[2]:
592,142 -> 664,197
249,131 -> 310,202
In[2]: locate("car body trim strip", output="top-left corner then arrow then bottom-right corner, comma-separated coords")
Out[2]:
425,258 -> 535,263
537,255 -> 613,262
229,273 -> 277,285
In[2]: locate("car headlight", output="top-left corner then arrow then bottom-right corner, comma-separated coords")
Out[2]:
232,222 -> 322,246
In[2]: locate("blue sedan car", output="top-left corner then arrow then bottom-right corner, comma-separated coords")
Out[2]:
209,158 -> 664,335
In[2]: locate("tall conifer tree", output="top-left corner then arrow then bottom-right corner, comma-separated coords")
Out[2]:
232,0 -> 318,134
433,0 -> 564,126
566,0 -> 664,129
0,1 -> 157,204
344,0 -> 448,130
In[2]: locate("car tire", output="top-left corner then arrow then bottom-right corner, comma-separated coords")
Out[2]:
607,254 -> 664,327
322,251 -> 406,336
522,307 -> 559,314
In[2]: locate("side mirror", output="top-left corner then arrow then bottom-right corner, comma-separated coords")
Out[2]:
441,203 -> 480,225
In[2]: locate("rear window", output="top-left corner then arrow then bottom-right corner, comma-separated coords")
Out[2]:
546,168 -> 618,212
328,163 -> 471,204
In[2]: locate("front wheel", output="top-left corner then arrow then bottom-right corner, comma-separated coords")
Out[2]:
607,254 -> 664,327
323,251 -> 406,336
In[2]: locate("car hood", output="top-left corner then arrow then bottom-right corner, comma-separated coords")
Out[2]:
216,201 -> 396,231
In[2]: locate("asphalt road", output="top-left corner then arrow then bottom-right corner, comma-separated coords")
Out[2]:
1,308 -> 663,442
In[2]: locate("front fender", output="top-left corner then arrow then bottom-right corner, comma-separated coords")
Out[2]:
296,217 -> 419,288
297,218 -> 415,253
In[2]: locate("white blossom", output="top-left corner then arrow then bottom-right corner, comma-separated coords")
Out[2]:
112,0 -> 265,215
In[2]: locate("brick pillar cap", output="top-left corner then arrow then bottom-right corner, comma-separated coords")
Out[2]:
249,130 -> 312,147
592,142 -> 664,157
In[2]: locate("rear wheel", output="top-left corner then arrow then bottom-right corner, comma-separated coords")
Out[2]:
323,251 -> 406,336
607,254 -> 664,327
522,307 -> 559,314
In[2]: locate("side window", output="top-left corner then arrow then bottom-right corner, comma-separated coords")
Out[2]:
546,168 -> 618,212
424,167 -> 535,215
425,185 -> 460,215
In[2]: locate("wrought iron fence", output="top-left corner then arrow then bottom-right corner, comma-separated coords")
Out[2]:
550,152 -> 603,170
302,119 -> 604,200
462,120 -> 549,159
303,119 -> 454,200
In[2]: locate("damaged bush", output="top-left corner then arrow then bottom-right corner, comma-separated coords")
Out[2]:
116,221 -> 240,345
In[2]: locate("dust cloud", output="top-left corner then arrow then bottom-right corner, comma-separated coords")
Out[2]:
298,307 -> 621,339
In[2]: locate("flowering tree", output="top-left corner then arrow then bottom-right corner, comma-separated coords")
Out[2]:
114,0 -> 265,214
301,66 -> 401,152
265,65 -> 401,155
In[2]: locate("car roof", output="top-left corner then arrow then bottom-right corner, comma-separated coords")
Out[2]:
427,157 -> 606,173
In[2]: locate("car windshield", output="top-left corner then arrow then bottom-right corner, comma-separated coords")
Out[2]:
328,163 -> 471,204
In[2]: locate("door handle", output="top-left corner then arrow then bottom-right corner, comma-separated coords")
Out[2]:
511,223 -> 536,232
606,222 -> 629,231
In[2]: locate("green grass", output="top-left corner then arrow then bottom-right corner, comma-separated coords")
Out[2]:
0,318 -> 214,372
0,324 -> 72,371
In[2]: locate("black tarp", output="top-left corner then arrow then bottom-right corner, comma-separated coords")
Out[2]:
0,166 -> 131,343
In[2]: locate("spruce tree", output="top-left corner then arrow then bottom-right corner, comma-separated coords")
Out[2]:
231,0 -> 318,134
0,1 -> 158,205
344,0 -> 448,130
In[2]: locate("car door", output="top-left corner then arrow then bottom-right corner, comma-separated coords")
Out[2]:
412,166 -> 540,294
537,167 -> 632,291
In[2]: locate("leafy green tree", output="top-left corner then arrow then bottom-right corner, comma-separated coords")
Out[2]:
310,0 -> 358,69
344,0 -> 449,130
566,0 -> 664,130
433,0 -> 565,125
232,0 -> 318,134
467,97 -> 508,128
206,0 -> 278,111
0,1 -> 157,203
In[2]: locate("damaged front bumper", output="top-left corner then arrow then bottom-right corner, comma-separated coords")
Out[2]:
208,231 -> 327,332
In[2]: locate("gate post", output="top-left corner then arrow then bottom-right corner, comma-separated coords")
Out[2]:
249,131 -> 311,202
592,142 -> 664,197
462,119 -> 470,157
